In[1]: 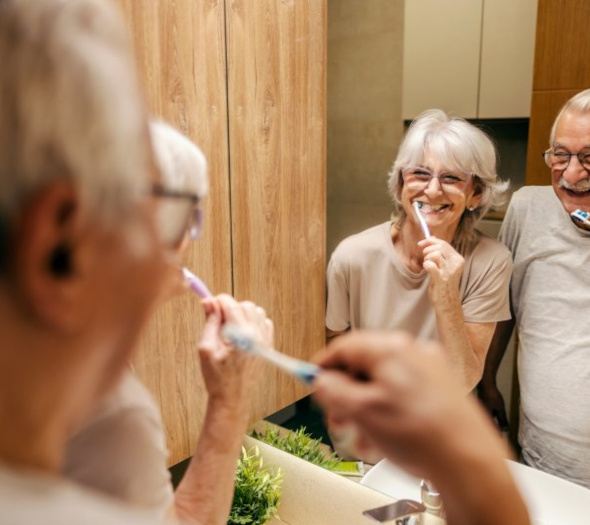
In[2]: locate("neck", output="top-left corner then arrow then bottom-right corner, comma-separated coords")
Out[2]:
0,298 -> 105,473
392,221 -> 425,271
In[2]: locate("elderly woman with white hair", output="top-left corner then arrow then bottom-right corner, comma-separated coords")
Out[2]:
326,109 -> 512,391
63,120 -> 270,524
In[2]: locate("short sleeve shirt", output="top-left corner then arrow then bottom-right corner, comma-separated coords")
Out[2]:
63,371 -> 173,519
326,221 -> 512,341
499,185 -> 590,488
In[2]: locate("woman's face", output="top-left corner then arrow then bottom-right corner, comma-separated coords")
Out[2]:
400,152 -> 480,239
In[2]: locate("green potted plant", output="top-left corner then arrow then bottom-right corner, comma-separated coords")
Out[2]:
229,446 -> 283,525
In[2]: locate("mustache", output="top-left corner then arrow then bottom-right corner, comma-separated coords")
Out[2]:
559,177 -> 590,192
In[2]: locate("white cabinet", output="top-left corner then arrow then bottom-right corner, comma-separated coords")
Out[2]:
402,0 -> 538,120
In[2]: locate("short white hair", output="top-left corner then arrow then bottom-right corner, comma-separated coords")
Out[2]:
150,121 -> 208,199
550,88 -> 590,144
387,109 -> 508,253
0,0 -> 149,224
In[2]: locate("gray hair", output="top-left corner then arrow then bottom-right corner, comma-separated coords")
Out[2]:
387,109 -> 508,254
150,121 -> 208,198
550,88 -> 590,145
0,0 -> 149,225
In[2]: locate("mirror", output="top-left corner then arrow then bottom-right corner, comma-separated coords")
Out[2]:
255,0 -> 536,485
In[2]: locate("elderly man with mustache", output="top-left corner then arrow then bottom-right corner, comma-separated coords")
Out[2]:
479,89 -> 590,489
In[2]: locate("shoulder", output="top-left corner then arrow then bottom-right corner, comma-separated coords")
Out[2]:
0,469 -> 156,525
506,186 -> 555,219
330,222 -> 390,267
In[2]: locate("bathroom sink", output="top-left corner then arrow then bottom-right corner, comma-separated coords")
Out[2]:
361,458 -> 590,525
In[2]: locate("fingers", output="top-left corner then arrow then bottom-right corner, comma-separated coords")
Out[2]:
314,369 -> 382,421
216,293 -> 247,325
198,299 -> 222,353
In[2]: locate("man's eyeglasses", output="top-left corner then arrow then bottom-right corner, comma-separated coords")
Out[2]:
151,184 -> 203,246
402,167 -> 471,191
543,148 -> 590,171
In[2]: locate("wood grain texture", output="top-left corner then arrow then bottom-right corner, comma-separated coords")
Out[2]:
116,0 -> 232,465
525,90 -> 579,186
533,0 -> 590,91
225,0 -> 327,422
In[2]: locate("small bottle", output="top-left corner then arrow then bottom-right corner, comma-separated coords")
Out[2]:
420,479 -> 444,519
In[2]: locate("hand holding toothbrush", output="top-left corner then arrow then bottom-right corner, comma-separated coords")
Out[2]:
198,294 -> 273,410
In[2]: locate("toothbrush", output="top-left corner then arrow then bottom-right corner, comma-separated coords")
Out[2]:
182,267 -> 213,299
182,268 -> 319,384
571,209 -> 590,231
222,324 -> 320,385
413,201 -> 431,239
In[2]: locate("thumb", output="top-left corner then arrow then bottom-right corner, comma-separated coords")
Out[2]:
199,308 -> 221,351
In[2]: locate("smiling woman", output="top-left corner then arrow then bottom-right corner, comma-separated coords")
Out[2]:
326,110 -> 512,399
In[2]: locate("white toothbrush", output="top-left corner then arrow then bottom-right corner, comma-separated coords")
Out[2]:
413,201 -> 431,239
222,324 -> 320,385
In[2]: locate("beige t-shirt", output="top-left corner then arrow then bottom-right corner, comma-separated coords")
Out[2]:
0,461 -> 158,525
500,185 -> 590,488
326,221 -> 512,340
63,371 -> 173,519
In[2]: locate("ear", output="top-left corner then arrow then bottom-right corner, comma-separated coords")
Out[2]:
11,181 -> 88,332
466,181 -> 484,211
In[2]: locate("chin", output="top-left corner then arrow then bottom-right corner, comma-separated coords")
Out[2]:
555,187 -> 590,214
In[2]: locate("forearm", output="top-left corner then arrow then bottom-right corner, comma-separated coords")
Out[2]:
433,453 -> 529,525
434,291 -> 481,391
427,407 -> 529,525
174,400 -> 249,525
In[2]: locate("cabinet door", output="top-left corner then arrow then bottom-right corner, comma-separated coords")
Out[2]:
478,0 -> 538,118
226,0 -> 327,423
118,0 -> 232,465
402,0 -> 483,120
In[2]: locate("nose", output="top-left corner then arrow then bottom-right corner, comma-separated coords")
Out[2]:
562,155 -> 589,183
423,175 -> 443,197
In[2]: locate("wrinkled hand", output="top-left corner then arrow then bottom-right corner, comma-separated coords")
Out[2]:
477,382 -> 510,433
198,294 -> 273,409
418,236 -> 464,301
313,331 -> 508,479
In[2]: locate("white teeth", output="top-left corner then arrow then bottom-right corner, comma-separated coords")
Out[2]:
415,202 -> 449,212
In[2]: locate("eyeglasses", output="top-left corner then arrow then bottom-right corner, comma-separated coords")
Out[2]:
543,148 -> 590,171
151,184 -> 203,246
402,167 -> 471,191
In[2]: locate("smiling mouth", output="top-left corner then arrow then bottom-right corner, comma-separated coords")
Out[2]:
414,201 -> 451,214
563,188 -> 590,198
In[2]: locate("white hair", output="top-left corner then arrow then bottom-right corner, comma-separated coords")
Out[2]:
0,0 -> 149,224
550,88 -> 590,144
150,121 -> 208,198
387,109 -> 509,254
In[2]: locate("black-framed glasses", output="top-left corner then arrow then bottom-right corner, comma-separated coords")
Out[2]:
543,148 -> 590,171
151,184 -> 203,245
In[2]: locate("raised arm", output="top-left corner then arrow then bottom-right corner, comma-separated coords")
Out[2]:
419,237 -> 494,390
174,295 -> 272,525
314,331 -> 530,525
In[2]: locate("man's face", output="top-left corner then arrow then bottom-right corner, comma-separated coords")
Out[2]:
551,110 -> 590,214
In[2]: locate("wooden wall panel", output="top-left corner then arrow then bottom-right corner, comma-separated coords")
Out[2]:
526,0 -> 590,186
116,0 -> 232,465
225,0 -> 327,422
533,0 -> 590,91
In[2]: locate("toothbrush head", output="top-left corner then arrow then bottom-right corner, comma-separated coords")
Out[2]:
571,209 -> 590,231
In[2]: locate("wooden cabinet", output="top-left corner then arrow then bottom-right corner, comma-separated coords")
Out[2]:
117,0 -> 326,465
526,0 -> 590,186
402,0 -> 537,120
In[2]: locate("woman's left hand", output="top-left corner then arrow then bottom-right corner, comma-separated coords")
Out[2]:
418,236 -> 464,302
